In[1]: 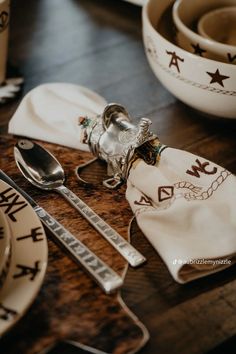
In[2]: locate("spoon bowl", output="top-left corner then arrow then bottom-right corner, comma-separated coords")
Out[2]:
14,140 -> 65,190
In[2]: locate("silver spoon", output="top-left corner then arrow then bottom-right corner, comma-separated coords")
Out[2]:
0,169 -> 123,294
14,139 -> 146,267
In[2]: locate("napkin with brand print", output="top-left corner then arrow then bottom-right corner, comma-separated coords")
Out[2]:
126,146 -> 236,283
8,83 -> 107,150
8,83 -> 236,283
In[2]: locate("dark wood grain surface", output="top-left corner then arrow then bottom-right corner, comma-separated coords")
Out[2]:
0,0 -> 236,353
0,137 -> 148,354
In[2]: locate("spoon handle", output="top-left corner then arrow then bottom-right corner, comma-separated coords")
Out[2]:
35,206 -> 123,294
57,185 -> 146,267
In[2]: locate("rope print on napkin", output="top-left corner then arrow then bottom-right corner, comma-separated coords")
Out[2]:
174,169 -> 231,201
133,152 -> 232,215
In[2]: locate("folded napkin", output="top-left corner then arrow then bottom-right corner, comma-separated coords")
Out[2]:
8,83 -> 236,283
8,83 -> 107,150
126,147 -> 236,283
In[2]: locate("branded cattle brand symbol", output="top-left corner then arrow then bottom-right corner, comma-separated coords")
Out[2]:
0,11 -> 9,32
146,36 -> 158,61
0,303 -> 17,321
166,50 -> 184,73
17,227 -> 44,242
186,159 -> 218,178
0,227 -> 3,239
158,186 -> 174,202
191,43 -> 206,57
134,196 -> 153,206
13,261 -> 41,281
227,53 -> 236,64
0,188 -> 27,222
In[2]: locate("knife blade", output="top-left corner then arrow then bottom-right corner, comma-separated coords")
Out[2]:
0,170 -> 123,294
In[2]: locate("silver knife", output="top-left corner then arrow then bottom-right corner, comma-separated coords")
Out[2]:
0,170 -> 123,294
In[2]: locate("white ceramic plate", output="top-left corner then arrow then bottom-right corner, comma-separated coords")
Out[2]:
0,207 -> 11,289
0,179 -> 48,336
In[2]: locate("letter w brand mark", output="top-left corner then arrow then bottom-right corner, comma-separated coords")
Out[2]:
186,159 -> 217,178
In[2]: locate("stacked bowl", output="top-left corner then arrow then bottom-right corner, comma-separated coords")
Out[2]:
142,0 -> 236,118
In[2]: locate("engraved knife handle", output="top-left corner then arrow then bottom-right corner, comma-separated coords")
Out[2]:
34,206 -> 123,294
57,185 -> 146,267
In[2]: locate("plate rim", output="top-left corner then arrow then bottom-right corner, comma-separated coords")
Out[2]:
0,178 -> 48,337
0,204 -> 12,289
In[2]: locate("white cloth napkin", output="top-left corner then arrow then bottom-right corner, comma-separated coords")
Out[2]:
8,83 -> 107,150
8,83 -> 236,283
126,147 -> 236,283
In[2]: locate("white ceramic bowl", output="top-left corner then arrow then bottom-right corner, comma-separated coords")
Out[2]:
142,0 -> 236,118
198,6 -> 236,47
172,0 -> 236,63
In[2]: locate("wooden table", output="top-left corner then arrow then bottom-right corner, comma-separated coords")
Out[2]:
1,0 -> 236,353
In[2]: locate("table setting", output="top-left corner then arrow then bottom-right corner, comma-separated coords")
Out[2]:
0,0 -> 236,353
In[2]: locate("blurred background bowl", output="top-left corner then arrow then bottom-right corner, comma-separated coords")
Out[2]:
172,0 -> 236,63
142,0 -> 236,118
198,6 -> 236,47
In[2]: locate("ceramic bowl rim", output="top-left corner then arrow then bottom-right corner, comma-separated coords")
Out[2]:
197,5 -> 236,52
172,0 -> 236,54
143,0 -> 236,70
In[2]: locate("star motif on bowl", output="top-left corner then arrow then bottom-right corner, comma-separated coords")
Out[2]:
191,43 -> 206,57
206,69 -> 230,87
